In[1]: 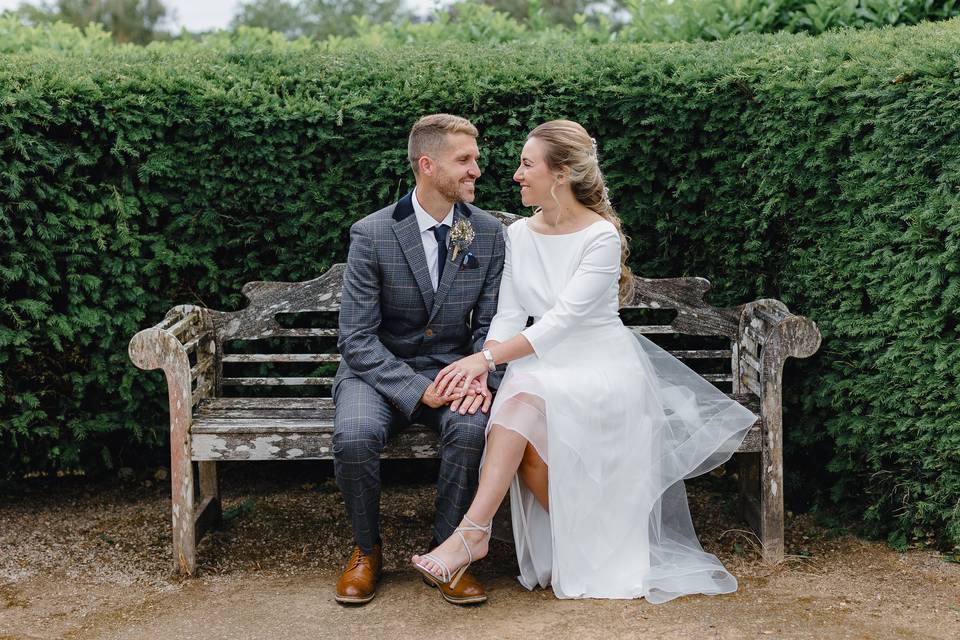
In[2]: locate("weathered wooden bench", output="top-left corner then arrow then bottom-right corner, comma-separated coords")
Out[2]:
129,212 -> 821,575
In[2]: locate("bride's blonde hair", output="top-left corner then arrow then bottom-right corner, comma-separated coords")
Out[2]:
528,120 -> 635,304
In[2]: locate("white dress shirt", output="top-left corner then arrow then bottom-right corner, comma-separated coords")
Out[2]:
412,188 -> 455,291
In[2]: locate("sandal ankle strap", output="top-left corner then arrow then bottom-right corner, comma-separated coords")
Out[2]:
461,514 -> 492,533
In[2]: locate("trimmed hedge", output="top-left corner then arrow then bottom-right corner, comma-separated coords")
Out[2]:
1,20 -> 958,548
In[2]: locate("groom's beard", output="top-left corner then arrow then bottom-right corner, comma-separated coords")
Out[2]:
435,170 -> 474,204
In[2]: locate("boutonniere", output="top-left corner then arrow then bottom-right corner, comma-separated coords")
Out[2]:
448,218 -> 476,262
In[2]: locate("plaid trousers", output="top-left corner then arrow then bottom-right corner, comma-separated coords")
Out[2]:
333,373 -> 488,552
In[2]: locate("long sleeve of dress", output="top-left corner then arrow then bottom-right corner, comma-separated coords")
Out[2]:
521,227 -> 621,357
486,226 -> 529,343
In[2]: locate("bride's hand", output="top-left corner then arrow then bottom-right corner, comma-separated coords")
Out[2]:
435,353 -> 489,398
450,380 -> 492,415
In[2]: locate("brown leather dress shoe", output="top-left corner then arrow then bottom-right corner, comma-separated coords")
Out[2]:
335,544 -> 382,604
423,568 -> 488,605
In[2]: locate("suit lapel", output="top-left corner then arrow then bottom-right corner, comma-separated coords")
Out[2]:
429,202 -> 473,323
392,193 -> 434,312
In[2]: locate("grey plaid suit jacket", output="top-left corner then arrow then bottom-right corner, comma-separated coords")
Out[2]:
334,192 -> 507,419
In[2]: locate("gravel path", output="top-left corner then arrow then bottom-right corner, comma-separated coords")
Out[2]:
1,462 -> 958,639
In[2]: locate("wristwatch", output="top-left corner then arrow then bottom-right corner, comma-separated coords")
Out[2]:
482,348 -> 497,372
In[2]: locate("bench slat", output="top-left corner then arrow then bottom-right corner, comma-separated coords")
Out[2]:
244,328 -> 338,338
219,348 -> 727,363
743,323 -> 767,346
200,408 -> 333,419
702,374 -> 733,383
220,376 -> 335,386
191,420 -> 761,460
627,325 -> 678,335
199,397 -> 334,410
190,358 -> 213,381
222,353 -> 341,363
754,307 -> 788,326
193,418 -> 336,433
198,393 -> 757,415
191,427 -> 440,460
671,350 -> 732,359
221,350 -> 725,366
167,314 -> 198,339
182,334 -> 203,354
741,370 -> 763,397
740,350 -> 761,374
191,379 -> 213,407
740,331 -> 758,355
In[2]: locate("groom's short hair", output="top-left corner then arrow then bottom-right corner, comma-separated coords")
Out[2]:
408,114 -> 478,174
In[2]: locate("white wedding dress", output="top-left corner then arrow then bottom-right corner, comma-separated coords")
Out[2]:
483,217 -> 757,603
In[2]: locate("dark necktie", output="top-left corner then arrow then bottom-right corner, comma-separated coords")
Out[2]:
433,223 -> 449,285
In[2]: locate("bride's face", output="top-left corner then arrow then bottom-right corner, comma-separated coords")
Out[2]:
513,137 -> 556,208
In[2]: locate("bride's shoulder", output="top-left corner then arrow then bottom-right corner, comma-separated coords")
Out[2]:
505,215 -> 531,236
581,219 -> 621,253
587,217 -> 618,238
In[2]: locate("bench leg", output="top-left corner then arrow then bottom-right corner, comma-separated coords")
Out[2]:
171,452 -> 197,575
195,461 -> 222,540
737,451 -> 762,537
760,431 -> 785,564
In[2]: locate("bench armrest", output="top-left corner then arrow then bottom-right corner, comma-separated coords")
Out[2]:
736,297 -> 821,444
129,305 -> 213,439
738,300 -> 821,395
736,299 -> 821,403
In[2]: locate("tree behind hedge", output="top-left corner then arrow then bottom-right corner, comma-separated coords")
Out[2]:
11,0 -> 172,44
231,0 -> 411,40
6,0 -> 960,47
622,0 -> 960,41
1,20 -> 958,549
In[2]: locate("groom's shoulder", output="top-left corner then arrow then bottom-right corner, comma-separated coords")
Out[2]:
349,203 -> 398,234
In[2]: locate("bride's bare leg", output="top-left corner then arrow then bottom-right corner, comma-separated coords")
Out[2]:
518,442 -> 549,511
412,424 -> 526,578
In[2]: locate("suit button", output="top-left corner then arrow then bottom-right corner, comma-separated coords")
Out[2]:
424,328 -> 434,337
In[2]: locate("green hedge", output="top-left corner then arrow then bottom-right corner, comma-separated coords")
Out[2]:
2,20 -> 958,548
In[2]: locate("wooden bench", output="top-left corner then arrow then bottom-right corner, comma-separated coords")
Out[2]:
129,212 -> 821,575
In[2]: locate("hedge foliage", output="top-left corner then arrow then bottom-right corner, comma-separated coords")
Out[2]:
1,19 -> 958,548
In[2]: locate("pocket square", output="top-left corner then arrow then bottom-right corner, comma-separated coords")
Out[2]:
459,252 -> 480,270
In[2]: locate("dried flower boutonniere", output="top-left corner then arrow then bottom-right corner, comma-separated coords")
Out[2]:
448,218 -> 476,262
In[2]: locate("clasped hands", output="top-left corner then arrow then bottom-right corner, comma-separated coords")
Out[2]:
420,352 -> 492,415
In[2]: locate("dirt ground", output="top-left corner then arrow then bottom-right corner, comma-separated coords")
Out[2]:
1,462 -> 958,640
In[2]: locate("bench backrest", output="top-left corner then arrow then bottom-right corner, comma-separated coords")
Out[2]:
194,213 -> 745,404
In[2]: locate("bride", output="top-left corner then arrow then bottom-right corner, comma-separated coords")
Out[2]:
411,120 -> 757,603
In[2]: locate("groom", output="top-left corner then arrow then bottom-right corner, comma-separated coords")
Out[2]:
333,114 -> 506,605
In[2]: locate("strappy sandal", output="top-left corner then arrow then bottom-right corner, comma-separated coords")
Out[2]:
413,515 -> 491,589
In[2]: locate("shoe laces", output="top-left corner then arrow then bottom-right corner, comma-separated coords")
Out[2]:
348,548 -> 372,571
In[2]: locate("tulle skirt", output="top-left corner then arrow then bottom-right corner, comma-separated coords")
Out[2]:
482,322 -> 756,603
